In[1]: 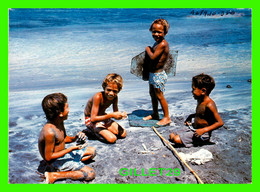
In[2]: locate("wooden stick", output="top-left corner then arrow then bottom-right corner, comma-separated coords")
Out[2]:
152,126 -> 204,184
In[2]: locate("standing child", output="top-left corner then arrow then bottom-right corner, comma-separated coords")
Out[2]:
169,74 -> 224,147
143,18 -> 171,126
38,93 -> 96,184
84,73 -> 127,144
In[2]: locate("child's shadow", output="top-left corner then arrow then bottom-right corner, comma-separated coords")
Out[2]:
129,109 -> 158,118
82,128 -> 98,141
128,109 -> 165,128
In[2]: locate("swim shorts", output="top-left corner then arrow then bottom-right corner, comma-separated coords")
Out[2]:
85,116 -> 113,130
174,127 -> 211,148
149,71 -> 167,92
50,149 -> 85,172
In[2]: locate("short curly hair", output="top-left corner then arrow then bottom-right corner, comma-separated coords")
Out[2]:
42,93 -> 67,121
192,73 -> 215,95
149,18 -> 170,35
102,73 -> 123,92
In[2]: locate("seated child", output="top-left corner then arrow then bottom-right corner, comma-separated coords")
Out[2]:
169,74 -> 223,147
38,93 -> 96,184
84,73 -> 127,144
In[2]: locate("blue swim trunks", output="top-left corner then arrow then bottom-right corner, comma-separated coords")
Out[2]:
149,71 -> 167,92
50,149 -> 85,172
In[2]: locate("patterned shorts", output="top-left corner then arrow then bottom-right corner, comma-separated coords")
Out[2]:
149,71 -> 167,92
49,147 -> 96,172
50,150 -> 85,172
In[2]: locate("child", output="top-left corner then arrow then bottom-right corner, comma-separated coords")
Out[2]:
84,73 -> 127,143
143,18 -> 171,126
38,93 -> 96,184
169,74 -> 224,147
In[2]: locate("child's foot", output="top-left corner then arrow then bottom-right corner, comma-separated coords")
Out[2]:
81,155 -> 91,162
81,147 -> 96,162
44,172 -> 54,184
169,132 -> 175,142
143,114 -> 159,121
143,115 -> 153,121
156,117 -> 171,126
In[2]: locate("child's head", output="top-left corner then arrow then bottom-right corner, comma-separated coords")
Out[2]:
42,93 -> 68,121
149,18 -> 170,35
102,73 -> 123,92
192,73 -> 215,95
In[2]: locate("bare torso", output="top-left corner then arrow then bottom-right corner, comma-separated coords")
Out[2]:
150,41 -> 169,73
84,92 -> 115,117
38,123 -> 66,162
193,98 -> 216,129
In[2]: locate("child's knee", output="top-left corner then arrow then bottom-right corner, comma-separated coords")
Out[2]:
156,92 -> 164,100
169,132 -> 175,141
80,166 -> 95,181
121,129 -> 127,138
105,134 -> 117,143
85,147 -> 96,158
169,133 -> 182,144
95,128 -> 117,143
118,126 -> 127,138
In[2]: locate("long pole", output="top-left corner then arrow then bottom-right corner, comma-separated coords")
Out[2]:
152,126 -> 204,184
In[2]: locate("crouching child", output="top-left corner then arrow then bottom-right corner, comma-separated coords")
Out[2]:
38,93 -> 96,183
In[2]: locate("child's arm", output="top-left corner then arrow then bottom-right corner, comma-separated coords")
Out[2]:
145,41 -> 167,60
44,129 -> 80,162
184,114 -> 196,125
112,97 -> 127,118
112,96 -> 119,112
64,132 -> 87,143
90,93 -> 125,122
194,102 -> 224,137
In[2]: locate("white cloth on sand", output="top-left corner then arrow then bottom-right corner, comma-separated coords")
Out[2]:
179,149 -> 213,165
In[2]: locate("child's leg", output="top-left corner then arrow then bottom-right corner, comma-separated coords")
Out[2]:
94,126 -> 117,143
81,147 -> 96,162
107,121 -> 127,138
154,88 -> 171,125
143,84 -> 160,120
169,133 -> 182,144
45,166 -> 95,184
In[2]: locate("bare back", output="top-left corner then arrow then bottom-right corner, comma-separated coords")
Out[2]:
38,123 -> 66,162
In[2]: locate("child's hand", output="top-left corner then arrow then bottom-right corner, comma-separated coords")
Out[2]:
69,145 -> 82,151
185,114 -> 194,125
194,129 -> 205,137
77,142 -> 88,150
184,121 -> 191,126
76,131 -> 87,141
121,111 -> 128,119
113,111 -> 127,120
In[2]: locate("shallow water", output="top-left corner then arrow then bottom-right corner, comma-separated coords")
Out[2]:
8,8 -> 251,183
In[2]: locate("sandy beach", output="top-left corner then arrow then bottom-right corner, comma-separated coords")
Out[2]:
8,8 -> 251,184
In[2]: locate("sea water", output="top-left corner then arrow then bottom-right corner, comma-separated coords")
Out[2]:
8,8 -> 251,183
